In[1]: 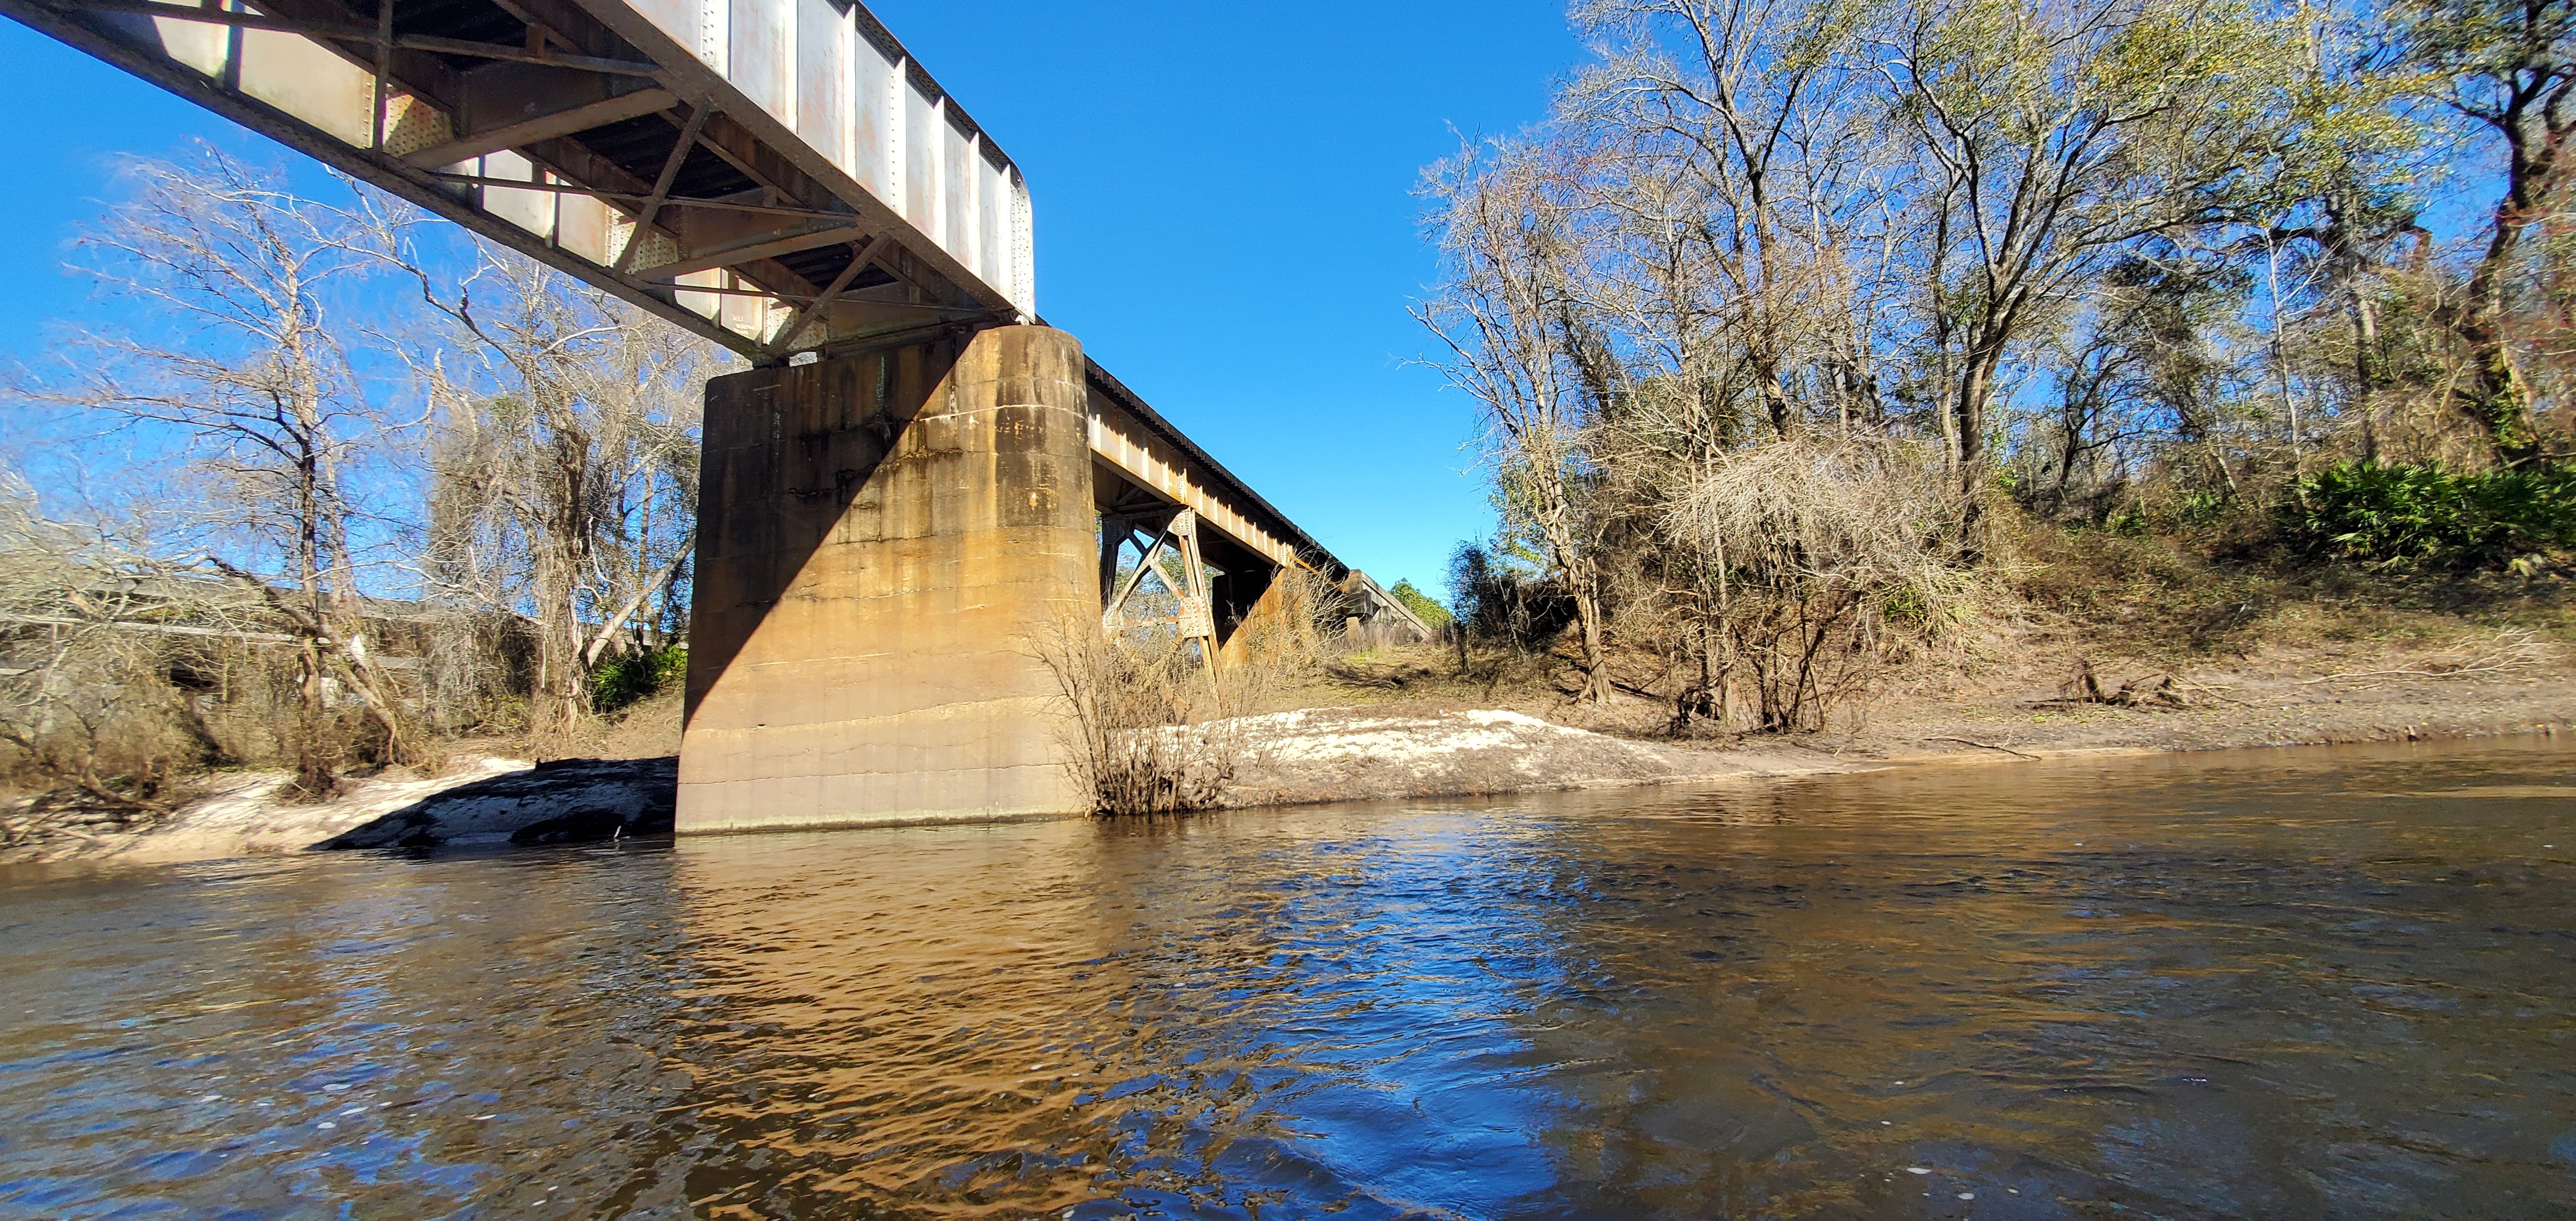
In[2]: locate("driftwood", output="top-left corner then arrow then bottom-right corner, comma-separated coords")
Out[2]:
2170,678 -> 2253,706
1,787 -> 177,851
2298,630 -> 2544,689
2028,656 -> 2189,711
1925,736 -> 2039,759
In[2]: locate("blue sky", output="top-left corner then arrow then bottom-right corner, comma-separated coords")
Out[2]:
0,2 -> 1585,597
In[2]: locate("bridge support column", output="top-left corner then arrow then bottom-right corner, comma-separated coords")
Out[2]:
1218,567 -> 1315,669
678,326 -> 1096,832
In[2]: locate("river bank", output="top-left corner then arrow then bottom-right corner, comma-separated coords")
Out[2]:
1215,631 -> 2576,804
5,627 -> 2570,865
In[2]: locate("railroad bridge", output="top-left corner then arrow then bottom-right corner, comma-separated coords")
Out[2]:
8,0 -> 1413,830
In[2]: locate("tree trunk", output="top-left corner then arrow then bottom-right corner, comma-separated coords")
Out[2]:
1540,512 -> 1611,704
290,641 -> 334,797
2447,111 -> 2557,468
325,623 -> 424,768
1570,565 -> 1611,703
2454,314 -> 2543,466
2350,280 -> 2380,389
2051,413 -> 2084,513
532,552 -> 589,744
531,415 -> 599,745
1950,344 -> 2004,542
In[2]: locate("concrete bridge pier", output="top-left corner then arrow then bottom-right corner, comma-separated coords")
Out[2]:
13,0 -> 1395,835
678,325 -> 1097,832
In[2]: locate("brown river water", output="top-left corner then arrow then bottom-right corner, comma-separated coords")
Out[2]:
2,739 -> 2573,1219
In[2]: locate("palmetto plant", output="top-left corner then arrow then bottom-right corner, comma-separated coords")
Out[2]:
2288,460 -> 2576,567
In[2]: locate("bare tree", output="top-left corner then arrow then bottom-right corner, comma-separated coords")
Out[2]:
1569,0 -> 1901,444
371,218 -> 716,743
1418,140 -> 1618,702
22,145 -> 420,791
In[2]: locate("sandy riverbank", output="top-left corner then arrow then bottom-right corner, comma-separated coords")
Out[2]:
6,635 -> 2569,867
1213,649 -> 2576,806
1,757 -> 678,865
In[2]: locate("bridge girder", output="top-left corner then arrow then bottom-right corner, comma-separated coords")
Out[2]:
4,0 -> 1027,360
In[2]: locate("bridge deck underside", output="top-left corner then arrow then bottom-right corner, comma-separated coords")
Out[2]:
8,0 -> 1022,359
9,0 -> 1344,580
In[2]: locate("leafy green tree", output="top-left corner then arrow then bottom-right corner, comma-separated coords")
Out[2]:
1891,0 -> 2302,508
1388,579 -> 1455,630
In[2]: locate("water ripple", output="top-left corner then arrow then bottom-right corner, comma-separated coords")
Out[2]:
0,738 -> 2570,1218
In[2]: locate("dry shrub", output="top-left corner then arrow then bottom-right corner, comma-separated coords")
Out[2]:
416,608 -> 538,737
0,634 -> 207,815
1651,437 -> 1986,732
1449,543 -> 1578,653
0,505 -> 215,811
0,486 -> 467,812
1032,612 -> 1242,817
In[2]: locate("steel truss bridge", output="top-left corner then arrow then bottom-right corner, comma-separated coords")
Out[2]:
4,0 -> 1352,579
9,0 -> 1439,828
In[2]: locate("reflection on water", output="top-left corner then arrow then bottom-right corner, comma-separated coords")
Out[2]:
3,739 -> 2573,1218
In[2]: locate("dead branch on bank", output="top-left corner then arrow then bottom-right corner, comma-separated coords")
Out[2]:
2027,656 -> 2191,710
2298,629 -> 2547,688
1924,736 -> 2040,759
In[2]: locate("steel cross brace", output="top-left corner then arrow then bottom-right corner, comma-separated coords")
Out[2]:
1101,509 -> 1224,687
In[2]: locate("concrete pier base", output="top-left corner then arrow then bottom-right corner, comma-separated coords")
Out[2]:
677,326 -> 1096,833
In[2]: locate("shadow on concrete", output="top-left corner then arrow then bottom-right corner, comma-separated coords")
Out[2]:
683,339 -> 954,729
320,757 -> 678,850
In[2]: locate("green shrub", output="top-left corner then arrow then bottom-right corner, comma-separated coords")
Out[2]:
1448,543 -> 1575,649
2176,489 -> 2231,528
2284,460 -> 2576,570
589,645 -> 688,714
